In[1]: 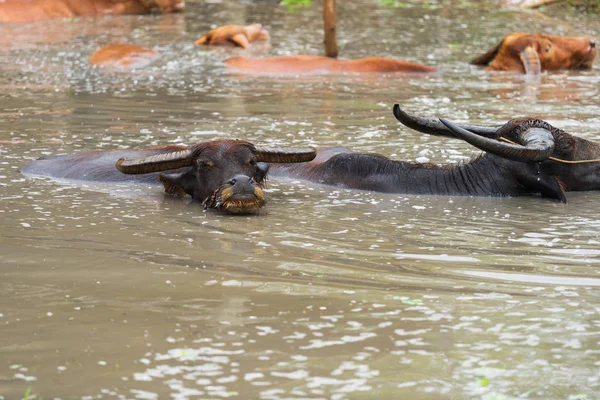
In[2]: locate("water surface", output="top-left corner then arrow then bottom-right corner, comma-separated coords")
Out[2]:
1,1 -> 600,399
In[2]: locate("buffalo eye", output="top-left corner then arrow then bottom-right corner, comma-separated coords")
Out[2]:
545,44 -> 551,53
247,157 -> 257,166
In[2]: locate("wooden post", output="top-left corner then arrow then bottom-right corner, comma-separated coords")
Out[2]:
323,0 -> 338,58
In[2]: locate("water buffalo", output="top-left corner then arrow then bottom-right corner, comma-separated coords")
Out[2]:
471,33 -> 597,74
0,0 -> 184,23
224,55 -> 436,74
269,105 -> 600,202
195,24 -> 270,49
21,140 -> 316,214
89,44 -> 159,70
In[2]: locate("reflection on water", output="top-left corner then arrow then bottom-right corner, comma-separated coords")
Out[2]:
1,1 -> 600,399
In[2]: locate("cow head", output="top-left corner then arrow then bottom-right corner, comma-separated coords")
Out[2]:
393,104 -> 600,201
116,140 -> 315,214
195,24 -> 270,48
138,0 -> 185,13
243,24 -> 270,42
471,33 -> 597,74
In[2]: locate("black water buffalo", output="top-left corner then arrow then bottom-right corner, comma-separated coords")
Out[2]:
21,140 -> 315,214
269,105 -> 600,202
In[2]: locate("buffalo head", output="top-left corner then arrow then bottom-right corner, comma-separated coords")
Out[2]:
393,104 -> 600,201
116,140 -> 315,214
471,32 -> 597,74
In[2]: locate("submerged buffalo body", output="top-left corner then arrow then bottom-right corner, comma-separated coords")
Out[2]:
224,55 -> 436,74
269,105 -> 600,202
88,44 -> 160,70
22,140 -> 315,214
0,0 -> 184,23
471,32 -> 597,74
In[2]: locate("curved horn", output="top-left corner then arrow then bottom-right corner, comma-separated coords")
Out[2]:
393,104 -> 499,138
116,149 -> 194,174
439,118 -> 555,162
520,47 -> 541,75
254,147 -> 317,163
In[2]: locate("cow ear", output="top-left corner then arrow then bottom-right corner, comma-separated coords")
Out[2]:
159,171 -> 196,197
470,40 -> 502,66
229,33 -> 250,49
520,46 -> 541,74
195,34 -> 210,46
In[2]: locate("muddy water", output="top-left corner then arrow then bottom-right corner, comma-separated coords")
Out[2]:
1,1 -> 600,399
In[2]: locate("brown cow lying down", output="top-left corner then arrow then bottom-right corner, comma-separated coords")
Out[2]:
0,0 -> 184,23
89,44 -> 159,70
21,140 -> 316,214
195,24 -> 270,49
88,24 -> 268,69
471,32 -> 597,74
224,55 -> 436,74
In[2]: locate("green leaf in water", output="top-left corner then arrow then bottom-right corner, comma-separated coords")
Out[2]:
281,0 -> 312,12
569,394 -> 589,400
478,377 -> 490,387
483,393 -> 506,400
392,296 -> 423,305
23,387 -> 32,400
378,0 -> 409,8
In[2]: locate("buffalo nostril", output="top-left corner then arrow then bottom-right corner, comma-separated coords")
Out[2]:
591,41 -> 596,49
228,175 -> 254,186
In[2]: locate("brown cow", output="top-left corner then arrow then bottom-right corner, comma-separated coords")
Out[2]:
224,55 -> 436,74
195,24 -> 270,49
471,32 -> 597,74
89,44 -> 159,70
0,0 -> 184,23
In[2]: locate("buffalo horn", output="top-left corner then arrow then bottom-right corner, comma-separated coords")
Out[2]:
116,149 -> 194,174
520,47 -> 541,75
254,147 -> 317,163
439,118 -> 555,162
393,104 -> 499,138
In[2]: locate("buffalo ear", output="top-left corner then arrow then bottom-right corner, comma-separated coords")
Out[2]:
159,171 -> 196,198
520,46 -> 541,74
519,172 -> 567,203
